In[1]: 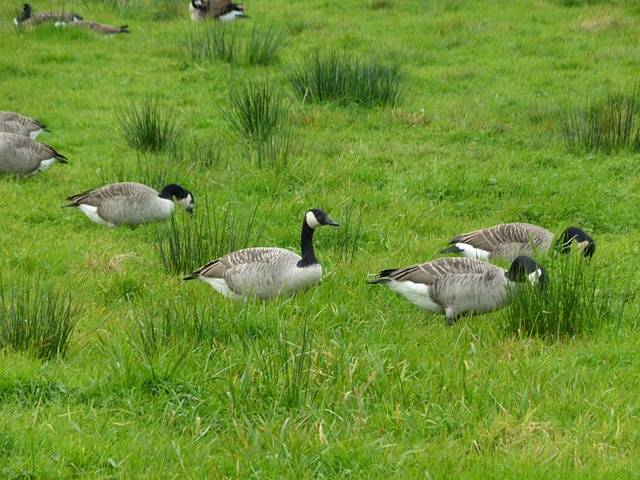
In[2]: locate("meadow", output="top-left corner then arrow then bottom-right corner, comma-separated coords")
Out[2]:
1,0 -> 640,477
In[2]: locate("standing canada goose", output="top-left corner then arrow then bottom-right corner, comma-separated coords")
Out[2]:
14,3 -> 83,26
184,209 -> 339,299
65,20 -> 130,35
440,223 -> 596,262
63,182 -> 195,227
368,256 -> 547,325
0,132 -> 67,176
189,0 -> 249,22
0,111 -> 47,139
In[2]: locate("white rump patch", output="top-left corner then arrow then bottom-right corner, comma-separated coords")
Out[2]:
29,129 -> 44,140
305,211 -> 321,229
219,10 -> 245,23
78,204 -> 109,226
384,280 -> 443,313
454,242 -> 491,261
198,276 -> 240,299
37,158 -> 58,172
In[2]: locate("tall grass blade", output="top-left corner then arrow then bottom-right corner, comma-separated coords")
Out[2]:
117,98 -> 180,153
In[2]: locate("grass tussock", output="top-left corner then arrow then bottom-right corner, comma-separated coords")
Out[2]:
502,256 -> 624,339
223,77 -> 298,168
153,201 -> 264,276
152,0 -> 183,19
0,278 -> 83,360
117,98 -> 180,153
182,24 -> 285,66
559,88 -> 640,153
289,50 -> 406,107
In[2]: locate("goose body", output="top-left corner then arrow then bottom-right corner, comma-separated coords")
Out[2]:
0,121 -> 31,138
14,3 -> 83,26
189,0 -> 249,22
184,209 -> 339,299
368,256 -> 546,325
0,132 -> 67,176
64,182 -> 194,227
69,21 -> 130,35
0,111 -> 47,139
440,223 -> 596,261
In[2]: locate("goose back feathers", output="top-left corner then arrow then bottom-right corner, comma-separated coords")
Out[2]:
184,209 -> 339,299
190,0 -> 249,22
368,256 -> 547,325
0,133 -> 67,176
64,182 -> 194,227
440,222 -> 595,261
0,111 -> 47,139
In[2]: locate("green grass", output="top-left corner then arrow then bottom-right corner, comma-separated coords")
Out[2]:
1,0 -> 640,477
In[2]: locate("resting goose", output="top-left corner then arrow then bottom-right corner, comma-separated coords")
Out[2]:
368,256 -> 547,325
189,0 -> 249,22
14,3 -> 83,26
64,20 -> 130,35
0,111 -> 47,139
184,208 -> 339,299
63,182 -> 194,227
0,132 -> 67,176
440,223 -> 596,262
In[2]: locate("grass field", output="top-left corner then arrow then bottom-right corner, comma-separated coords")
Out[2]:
1,0 -> 640,477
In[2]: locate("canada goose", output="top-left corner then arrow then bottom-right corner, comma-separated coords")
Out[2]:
14,3 -> 83,26
65,20 -> 130,35
440,223 -> 596,262
63,182 -> 195,227
0,111 -> 47,139
189,0 -> 249,22
368,256 -> 547,325
184,209 -> 339,299
0,132 -> 67,176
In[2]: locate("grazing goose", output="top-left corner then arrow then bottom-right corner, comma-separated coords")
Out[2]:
71,21 -> 130,35
0,132 -> 67,176
14,3 -> 83,26
63,182 -> 195,227
368,256 -> 547,325
184,209 -> 339,299
440,223 -> 596,262
189,0 -> 249,22
0,111 -> 47,139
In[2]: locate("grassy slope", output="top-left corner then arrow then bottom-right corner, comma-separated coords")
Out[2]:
1,0 -> 639,477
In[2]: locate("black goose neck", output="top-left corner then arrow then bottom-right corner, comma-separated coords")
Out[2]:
159,184 -> 183,200
297,221 -> 318,268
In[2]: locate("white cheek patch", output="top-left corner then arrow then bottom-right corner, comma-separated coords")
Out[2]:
305,211 -> 321,229
179,195 -> 193,210
78,204 -> 109,225
454,242 -> 491,261
528,268 -> 543,285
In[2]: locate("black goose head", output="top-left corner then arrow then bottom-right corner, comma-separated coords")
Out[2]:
16,3 -> 32,23
305,209 -> 339,229
505,255 -> 548,291
159,184 -> 195,214
557,227 -> 596,259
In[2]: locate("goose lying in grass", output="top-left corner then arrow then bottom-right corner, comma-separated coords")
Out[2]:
440,223 -> 596,262
0,111 -> 47,139
73,21 -> 129,35
189,0 -> 249,22
184,209 -> 339,299
14,3 -> 83,26
0,132 -> 67,176
368,256 -> 547,325
64,182 -> 194,227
